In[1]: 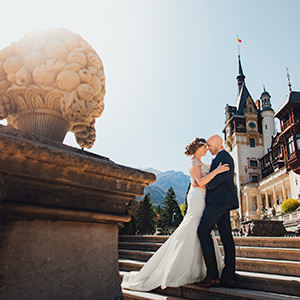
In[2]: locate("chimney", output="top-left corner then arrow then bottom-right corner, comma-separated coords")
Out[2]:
255,100 -> 261,111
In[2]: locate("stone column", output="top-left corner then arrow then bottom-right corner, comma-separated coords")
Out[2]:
256,193 -> 262,217
0,125 -> 156,300
245,194 -> 250,219
264,190 -> 270,217
265,191 -> 270,209
272,187 -> 277,209
282,182 -> 287,201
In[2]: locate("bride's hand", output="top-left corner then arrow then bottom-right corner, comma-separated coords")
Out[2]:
215,163 -> 230,174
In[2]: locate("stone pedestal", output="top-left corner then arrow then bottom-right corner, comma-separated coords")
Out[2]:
240,219 -> 288,237
0,125 -> 155,300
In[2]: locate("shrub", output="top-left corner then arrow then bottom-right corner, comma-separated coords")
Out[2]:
281,198 -> 300,214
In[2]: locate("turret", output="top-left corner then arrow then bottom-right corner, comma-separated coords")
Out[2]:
260,87 -> 275,154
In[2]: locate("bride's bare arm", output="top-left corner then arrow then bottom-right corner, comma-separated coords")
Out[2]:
202,162 -> 210,169
191,163 -> 229,188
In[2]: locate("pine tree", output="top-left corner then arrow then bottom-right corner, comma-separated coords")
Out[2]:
161,187 -> 183,228
136,193 -> 157,234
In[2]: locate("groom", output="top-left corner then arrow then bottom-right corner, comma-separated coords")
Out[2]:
195,135 -> 239,288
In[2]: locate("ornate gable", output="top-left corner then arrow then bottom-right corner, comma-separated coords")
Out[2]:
244,97 -> 258,115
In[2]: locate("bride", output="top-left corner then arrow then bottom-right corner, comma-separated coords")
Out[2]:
121,137 -> 229,291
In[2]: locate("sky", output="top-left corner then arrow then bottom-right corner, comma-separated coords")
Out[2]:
0,0 -> 300,175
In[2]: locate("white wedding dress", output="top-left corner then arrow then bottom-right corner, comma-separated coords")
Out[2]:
121,158 -> 224,291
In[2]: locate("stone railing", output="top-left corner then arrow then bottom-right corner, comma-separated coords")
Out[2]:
274,208 -> 300,234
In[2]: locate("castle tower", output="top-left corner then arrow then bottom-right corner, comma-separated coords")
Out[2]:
224,55 -> 264,218
260,87 -> 275,154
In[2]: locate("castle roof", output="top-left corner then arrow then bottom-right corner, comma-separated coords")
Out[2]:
275,91 -> 300,119
235,83 -> 252,115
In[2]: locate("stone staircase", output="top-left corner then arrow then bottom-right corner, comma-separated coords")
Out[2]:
118,235 -> 300,300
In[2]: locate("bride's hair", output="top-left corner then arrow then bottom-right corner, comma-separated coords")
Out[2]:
184,138 -> 207,156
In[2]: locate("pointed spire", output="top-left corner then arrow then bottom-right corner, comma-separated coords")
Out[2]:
236,55 -> 245,92
235,54 -> 252,115
261,84 -> 270,96
238,55 -> 244,77
286,67 -> 292,92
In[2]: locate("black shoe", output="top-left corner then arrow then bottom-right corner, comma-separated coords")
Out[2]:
220,278 -> 236,288
194,276 -> 220,288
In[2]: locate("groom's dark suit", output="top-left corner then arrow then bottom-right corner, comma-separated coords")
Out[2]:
197,149 -> 238,280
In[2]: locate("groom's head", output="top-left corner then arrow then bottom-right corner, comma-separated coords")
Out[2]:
207,135 -> 223,155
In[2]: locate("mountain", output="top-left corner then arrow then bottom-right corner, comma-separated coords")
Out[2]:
138,168 -> 190,206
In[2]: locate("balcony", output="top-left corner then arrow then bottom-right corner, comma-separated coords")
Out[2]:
260,145 -> 285,179
281,116 -> 295,131
287,151 -> 297,161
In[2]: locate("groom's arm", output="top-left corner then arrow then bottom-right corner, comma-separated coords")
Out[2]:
206,152 -> 233,190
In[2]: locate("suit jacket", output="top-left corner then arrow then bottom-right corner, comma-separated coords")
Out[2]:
205,149 -> 239,210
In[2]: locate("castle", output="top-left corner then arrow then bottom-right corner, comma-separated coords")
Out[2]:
224,55 -> 300,232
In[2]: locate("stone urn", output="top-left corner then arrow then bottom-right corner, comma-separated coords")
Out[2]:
0,28 -> 105,148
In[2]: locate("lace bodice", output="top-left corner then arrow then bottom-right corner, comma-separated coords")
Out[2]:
189,158 -> 209,182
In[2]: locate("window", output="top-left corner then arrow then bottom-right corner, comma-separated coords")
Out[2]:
250,138 -> 255,147
250,160 -> 258,167
251,175 -> 259,182
296,133 -> 300,150
287,136 -> 295,154
265,124 -> 268,130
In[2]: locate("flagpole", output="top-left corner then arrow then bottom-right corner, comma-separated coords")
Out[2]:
237,34 -> 240,56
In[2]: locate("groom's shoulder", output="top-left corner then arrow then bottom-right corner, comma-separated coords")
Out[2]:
218,149 -> 229,157
218,149 -> 234,161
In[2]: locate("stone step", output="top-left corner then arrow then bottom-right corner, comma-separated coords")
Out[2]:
119,235 -> 168,243
155,285 -> 300,300
228,237 -> 300,248
119,235 -> 300,299
119,249 -> 154,262
119,241 -> 162,252
233,246 -> 300,261
120,271 -> 300,298
236,257 -> 300,277
122,289 -> 188,300
236,271 -> 300,297
119,246 -> 300,262
119,258 -> 144,272
119,235 -> 300,249
123,288 -> 300,300
119,255 -> 300,277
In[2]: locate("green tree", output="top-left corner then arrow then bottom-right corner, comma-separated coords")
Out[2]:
281,198 -> 300,214
161,187 -> 183,228
136,193 -> 157,234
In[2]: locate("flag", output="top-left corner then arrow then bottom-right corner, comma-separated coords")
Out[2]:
237,37 -> 242,43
